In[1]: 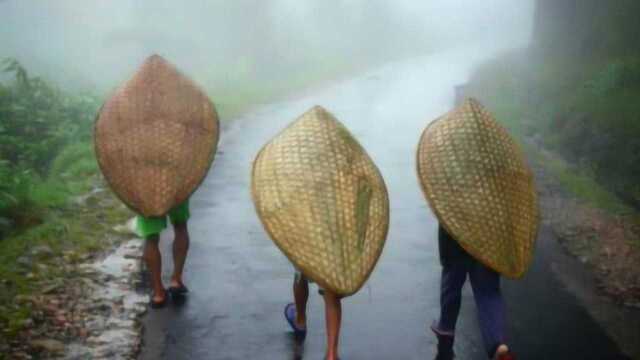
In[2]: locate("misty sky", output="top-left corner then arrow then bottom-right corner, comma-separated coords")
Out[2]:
0,0 -> 534,93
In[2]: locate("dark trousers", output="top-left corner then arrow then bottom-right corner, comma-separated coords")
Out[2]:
432,256 -> 506,358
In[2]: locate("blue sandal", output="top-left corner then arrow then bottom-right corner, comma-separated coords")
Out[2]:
284,303 -> 307,336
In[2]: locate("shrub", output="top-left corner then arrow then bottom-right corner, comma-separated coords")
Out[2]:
0,58 -> 99,175
587,58 -> 640,96
0,59 -> 101,232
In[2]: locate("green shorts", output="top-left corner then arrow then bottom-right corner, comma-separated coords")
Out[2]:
136,200 -> 190,238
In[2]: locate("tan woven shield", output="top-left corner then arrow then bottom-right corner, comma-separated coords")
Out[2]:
416,98 -> 539,278
251,106 -> 390,296
95,55 -> 220,217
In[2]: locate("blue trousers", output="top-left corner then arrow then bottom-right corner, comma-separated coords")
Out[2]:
432,256 -> 506,357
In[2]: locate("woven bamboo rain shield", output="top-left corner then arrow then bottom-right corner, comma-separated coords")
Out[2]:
416,98 -> 539,278
95,55 -> 219,217
251,106 -> 390,296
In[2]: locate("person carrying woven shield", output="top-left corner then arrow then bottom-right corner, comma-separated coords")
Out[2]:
416,99 -> 539,360
431,226 -> 514,360
138,201 -> 191,308
252,106 -> 390,360
285,273 -> 343,360
94,55 -> 220,309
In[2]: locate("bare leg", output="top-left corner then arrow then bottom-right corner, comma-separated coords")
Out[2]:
170,222 -> 190,288
293,275 -> 309,328
143,235 -> 165,303
323,290 -> 342,360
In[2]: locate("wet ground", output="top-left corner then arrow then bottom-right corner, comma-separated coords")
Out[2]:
139,48 -> 634,360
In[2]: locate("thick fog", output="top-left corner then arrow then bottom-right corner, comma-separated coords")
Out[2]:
0,0 -> 534,94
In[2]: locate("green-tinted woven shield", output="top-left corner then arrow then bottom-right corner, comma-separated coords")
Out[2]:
251,106 -> 390,296
94,55 -> 220,217
416,98 -> 539,278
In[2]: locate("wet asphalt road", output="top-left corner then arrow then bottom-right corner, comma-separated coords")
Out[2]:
139,48 -> 632,360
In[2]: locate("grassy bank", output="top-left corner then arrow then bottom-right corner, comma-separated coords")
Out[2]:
463,45 -> 640,311
0,185 -> 131,339
529,148 -> 634,215
465,50 -> 640,216
0,59 -> 134,341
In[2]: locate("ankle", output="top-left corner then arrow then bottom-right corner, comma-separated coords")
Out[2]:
435,333 -> 454,359
325,351 -> 338,360
295,315 -> 306,328
153,288 -> 166,300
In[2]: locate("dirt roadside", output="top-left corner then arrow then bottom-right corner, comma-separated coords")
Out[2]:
530,146 -> 640,358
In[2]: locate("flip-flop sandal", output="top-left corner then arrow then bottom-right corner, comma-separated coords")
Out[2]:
168,284 -> 189,297
284,303 -> 307,336
149,295 -> 168,309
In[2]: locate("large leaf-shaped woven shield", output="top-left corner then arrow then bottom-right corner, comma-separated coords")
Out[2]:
416,98 -> 539,278
251,106 -> 390,296
95,55 -> 220,217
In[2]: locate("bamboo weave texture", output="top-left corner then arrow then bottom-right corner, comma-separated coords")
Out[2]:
252,106 -> 389,296
95,55 -> 219,217
417,98 -> 539,278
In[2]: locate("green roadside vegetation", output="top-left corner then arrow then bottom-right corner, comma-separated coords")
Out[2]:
0,58 -> 102,239
0,58 -> 134,338
467,54 -> 640,255
465,1 -> 640,221
465,51 -> 640,220
537,152 -> 633,215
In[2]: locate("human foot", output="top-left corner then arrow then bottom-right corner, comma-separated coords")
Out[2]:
284,303 -> 307,336
494,344 -> 515,360
168,278 -> 189,296
150,289 -> 168,309
431,324 -> 454,360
